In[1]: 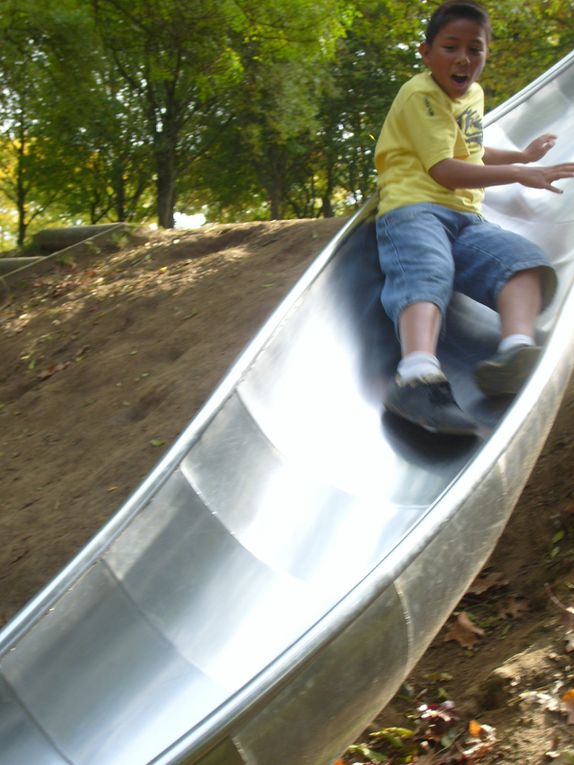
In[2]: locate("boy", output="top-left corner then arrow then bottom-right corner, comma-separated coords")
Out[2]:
375,0 -> 574,435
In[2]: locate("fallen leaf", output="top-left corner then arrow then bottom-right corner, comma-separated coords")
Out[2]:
546,586 -> 574,649
74,345 -> 90,359
443,612 -> 485,649
419,700 -> 459,743
346,743 -> 388,763
468,719 -> 482,737
462,721 -> 497,759
562,690 -> 574,724
150,438 -> 166,448
520,690 -> 561,712
423,672 -> 454,683
496,596 -> 529,620
37,361 -> 70,380
369,726 -> 414,747
564,609 -> 574,634
466,570 -> 508,596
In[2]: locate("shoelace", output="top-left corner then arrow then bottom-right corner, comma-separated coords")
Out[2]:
422,380 -> 458,407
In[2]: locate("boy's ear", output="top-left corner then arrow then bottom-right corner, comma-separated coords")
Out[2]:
419,41 -> 431,64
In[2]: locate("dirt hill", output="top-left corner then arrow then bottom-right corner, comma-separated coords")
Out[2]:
1,219 -> 574,764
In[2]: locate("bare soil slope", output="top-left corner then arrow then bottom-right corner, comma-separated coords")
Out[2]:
1,218 -> 573,763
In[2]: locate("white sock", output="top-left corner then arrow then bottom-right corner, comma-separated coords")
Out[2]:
397,352 -> 443,383
498,334 -> 535,354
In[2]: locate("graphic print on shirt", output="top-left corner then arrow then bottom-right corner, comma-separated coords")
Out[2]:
423,96 -> 435,117
457,106 -> 483,149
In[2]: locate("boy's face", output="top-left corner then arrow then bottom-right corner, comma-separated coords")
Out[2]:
419,18 -> 488,100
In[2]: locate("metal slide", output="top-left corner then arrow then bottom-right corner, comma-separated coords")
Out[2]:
2,53 -> 574,765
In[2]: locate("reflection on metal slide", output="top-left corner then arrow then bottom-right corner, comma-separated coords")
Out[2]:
2,53 -> 574,765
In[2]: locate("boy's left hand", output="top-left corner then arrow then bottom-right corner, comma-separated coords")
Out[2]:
523,134 -> 557,163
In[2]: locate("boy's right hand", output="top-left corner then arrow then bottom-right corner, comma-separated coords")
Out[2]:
517,163 -> 574,194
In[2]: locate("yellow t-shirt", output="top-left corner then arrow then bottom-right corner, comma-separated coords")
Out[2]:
375,72 -> 485,216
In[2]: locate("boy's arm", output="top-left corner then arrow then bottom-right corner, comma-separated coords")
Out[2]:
483,134 -> 557,165
430,134 -> 574,194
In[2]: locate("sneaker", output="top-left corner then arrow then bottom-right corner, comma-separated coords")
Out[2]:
474,345 -> 541,397
384,374 -> 478,435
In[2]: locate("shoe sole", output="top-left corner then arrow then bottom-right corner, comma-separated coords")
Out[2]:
384,400 -> 478,436
474,346 -> 540,397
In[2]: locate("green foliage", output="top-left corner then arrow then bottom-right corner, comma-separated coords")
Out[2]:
484,0 -> 574,107
310,0 -> 425,213
0,0 -> 572,239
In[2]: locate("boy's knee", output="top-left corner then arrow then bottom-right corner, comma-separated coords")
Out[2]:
502,264 -> 557,312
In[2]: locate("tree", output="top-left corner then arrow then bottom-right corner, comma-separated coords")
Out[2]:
0,4 -> 66,244
0,0 -> 154,241
0,0 -> 573,240
301,0 -> 424,216
51,70 -> 154,225
90,0 -> 246,228
483,0 -> 574,108
91,0 -> 351,227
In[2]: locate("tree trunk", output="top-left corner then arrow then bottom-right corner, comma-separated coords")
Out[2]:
266,170 -> 284,220
320,195 -> 334,218
155,141 -> 177,229
16,129 -> 27,246
261,150 -> 285,220
320,160 -> 335,218
112,163 -> 126,222
17,213 -> 27,248
269,190 -> 282,220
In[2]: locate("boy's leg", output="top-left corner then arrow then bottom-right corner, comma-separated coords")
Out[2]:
452,218 -> 556,397
497,268 -> 541,339
474,268 -> 543,395
399,301 -> 442,356
396,302 -> 442,381
385,300 -> 478,435
376,206 -> 478,435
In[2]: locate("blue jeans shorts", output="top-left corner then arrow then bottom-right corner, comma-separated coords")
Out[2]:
376,202 -> 556,335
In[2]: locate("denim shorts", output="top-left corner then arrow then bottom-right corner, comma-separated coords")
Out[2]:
376,202 -> 556,335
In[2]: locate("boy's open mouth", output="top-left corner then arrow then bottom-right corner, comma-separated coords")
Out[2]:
452,74 -> 469,84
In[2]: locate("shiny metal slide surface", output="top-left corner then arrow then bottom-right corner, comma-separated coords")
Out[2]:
2,52 -> 574,765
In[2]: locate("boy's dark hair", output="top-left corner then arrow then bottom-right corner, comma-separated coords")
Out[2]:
425,1 -> 492,45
